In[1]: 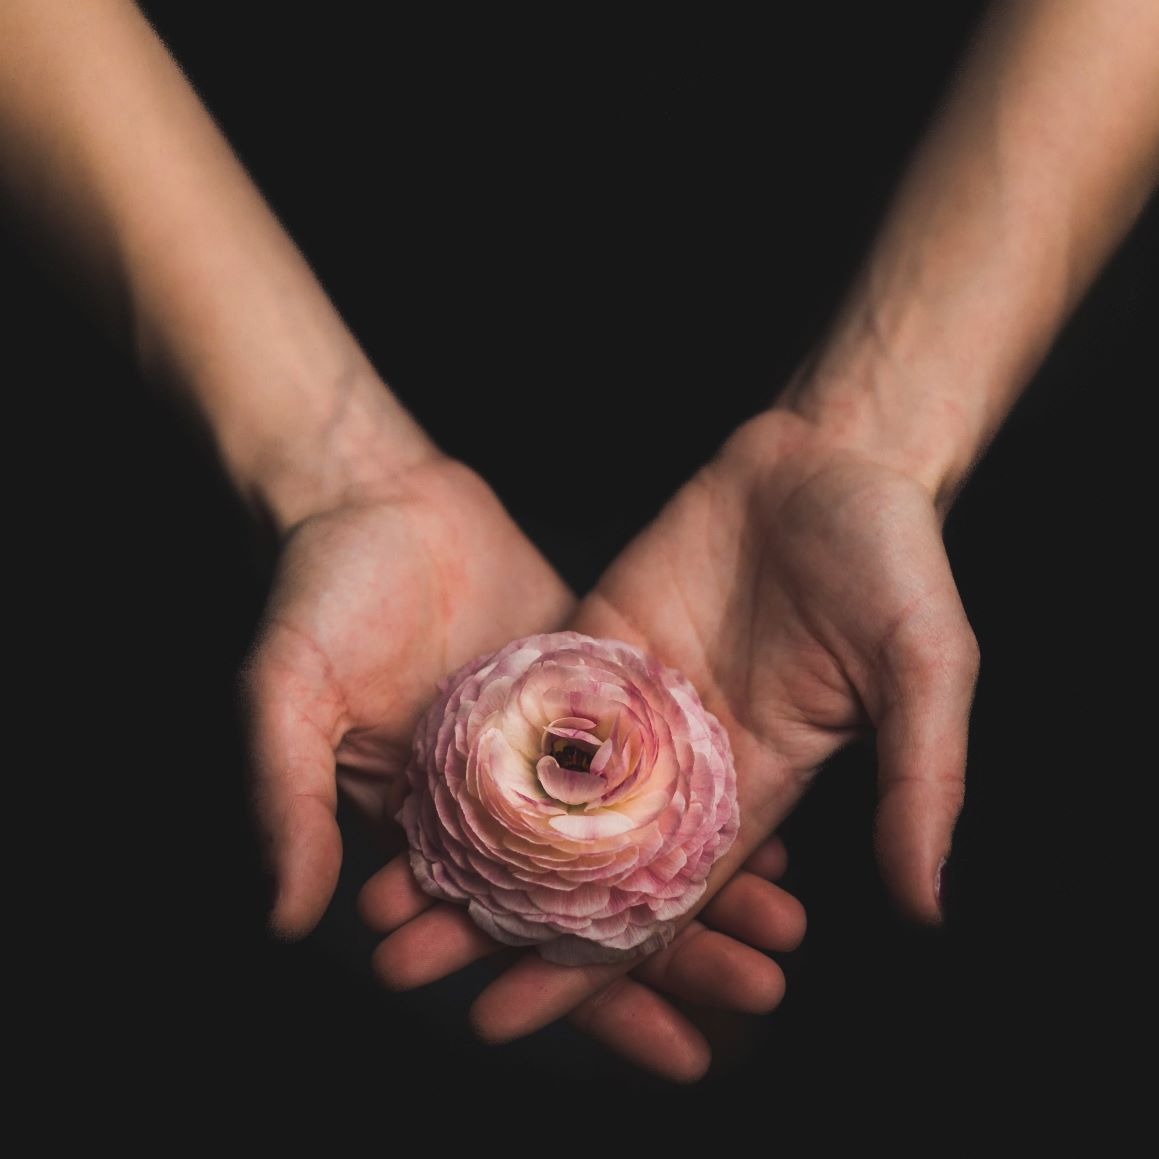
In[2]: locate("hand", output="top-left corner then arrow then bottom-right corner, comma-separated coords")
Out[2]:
360,830 -> 806,1082
431,407 -> 977,1048
243,453 -> 574,937
250,446 -> 806,1081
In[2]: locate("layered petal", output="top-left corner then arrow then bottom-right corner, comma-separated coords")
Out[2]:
398,632 -> 738,963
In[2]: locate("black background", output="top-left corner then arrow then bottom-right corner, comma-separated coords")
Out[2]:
7,1 -> 1155,1135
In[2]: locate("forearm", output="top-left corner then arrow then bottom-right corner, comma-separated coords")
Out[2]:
0,0 -> 433,531
780,0 -> 1159,510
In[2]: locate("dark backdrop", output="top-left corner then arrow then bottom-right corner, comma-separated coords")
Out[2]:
8,1 -> 1154,1135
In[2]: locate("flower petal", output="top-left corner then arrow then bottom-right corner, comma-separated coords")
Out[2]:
549,810 -> 636,839
536,755 -> 607,805
404,630 -> 738,964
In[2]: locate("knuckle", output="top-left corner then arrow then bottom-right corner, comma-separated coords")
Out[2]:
900,618 -> 980,688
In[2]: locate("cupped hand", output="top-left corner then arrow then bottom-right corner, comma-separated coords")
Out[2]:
360,829 -> 805,1082
245,449 -> 805,1081
567,406 -> 980,924
362,408 -> 978,1063
243,454 -> 574,937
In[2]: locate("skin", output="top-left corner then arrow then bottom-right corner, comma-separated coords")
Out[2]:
3,0 -> 1157,1080
360,410 -> 974,1060
243,452 -> 809,1081
0,0 -> 807,1077
360,0 -> 1159,1068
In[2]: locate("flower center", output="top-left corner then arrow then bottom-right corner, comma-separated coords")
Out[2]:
536,716 -> 613,807
547,739 -> 594,773
540,716 -> 604,776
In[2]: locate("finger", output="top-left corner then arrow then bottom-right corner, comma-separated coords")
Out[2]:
631,920 -> 786,1014
371,905 -> 500,990
376,888 -> 794,1012
242,629 -> 342,940
566,975 -> 711,1083
357,852 -> 435,934
359,837 -> 792,939
699,872 -> 806,952
467,825 -> 765,1043
365,867 -> 798,1003
470,952 -> 628,1044
872,617 -> 979,924
743,834 -> 789,880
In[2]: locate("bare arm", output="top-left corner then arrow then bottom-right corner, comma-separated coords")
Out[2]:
782,0 -> 1159,507
0,0 -> 433,530
367,0 -> 1159,1050
0,1 -> 813,1080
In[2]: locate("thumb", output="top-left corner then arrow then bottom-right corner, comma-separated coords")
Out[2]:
241,630 -> 343,940
871,619 -> 979,924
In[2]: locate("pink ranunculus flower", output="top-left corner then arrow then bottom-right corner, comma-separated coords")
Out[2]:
398,631 -> 739,965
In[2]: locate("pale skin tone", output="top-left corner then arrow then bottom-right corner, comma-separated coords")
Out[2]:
360,0 -> 1159,1069
3,1 -> 1156,1081
0,0 -> 805,1078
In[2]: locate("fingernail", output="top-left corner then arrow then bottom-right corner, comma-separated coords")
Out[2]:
935,856 -> 948,921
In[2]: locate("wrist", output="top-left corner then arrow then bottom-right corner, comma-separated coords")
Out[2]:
774,265 -> 1036,514
776,326 -> 972,514
713,365 -> 976,523
132,270 -> 440,535
231,361 -> 440,536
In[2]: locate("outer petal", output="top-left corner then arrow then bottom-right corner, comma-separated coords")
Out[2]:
402,631 -> 738,962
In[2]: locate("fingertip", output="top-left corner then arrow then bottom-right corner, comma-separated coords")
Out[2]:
266,896 -> 315,943
872,643 -> 969,927
771,893 -> 808,952
468,980 -> 542,1045
874,784 -> 956,927
654,930 -> 787,1015
265,796 -> 343,941
732,959 -> 788,1015
357,853 -> 432,934
466,978 -> 558,1046
372,908 -> 499,991
467,996 -> 512,1046
567,976 -> 712,1084
268,881 -> 333,942
469,956 -> 626,1044
267,898 -> 325,943
700,874 -> 807,953
371,935 -> 414,992
668,1038 -> 712,1085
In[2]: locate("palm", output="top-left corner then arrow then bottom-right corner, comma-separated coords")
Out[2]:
251,453 -> 807,1081
359,412 -> 971,1077
246,457 -> 573,934
353,440 -> 816,1079
574,410 -> 979,919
